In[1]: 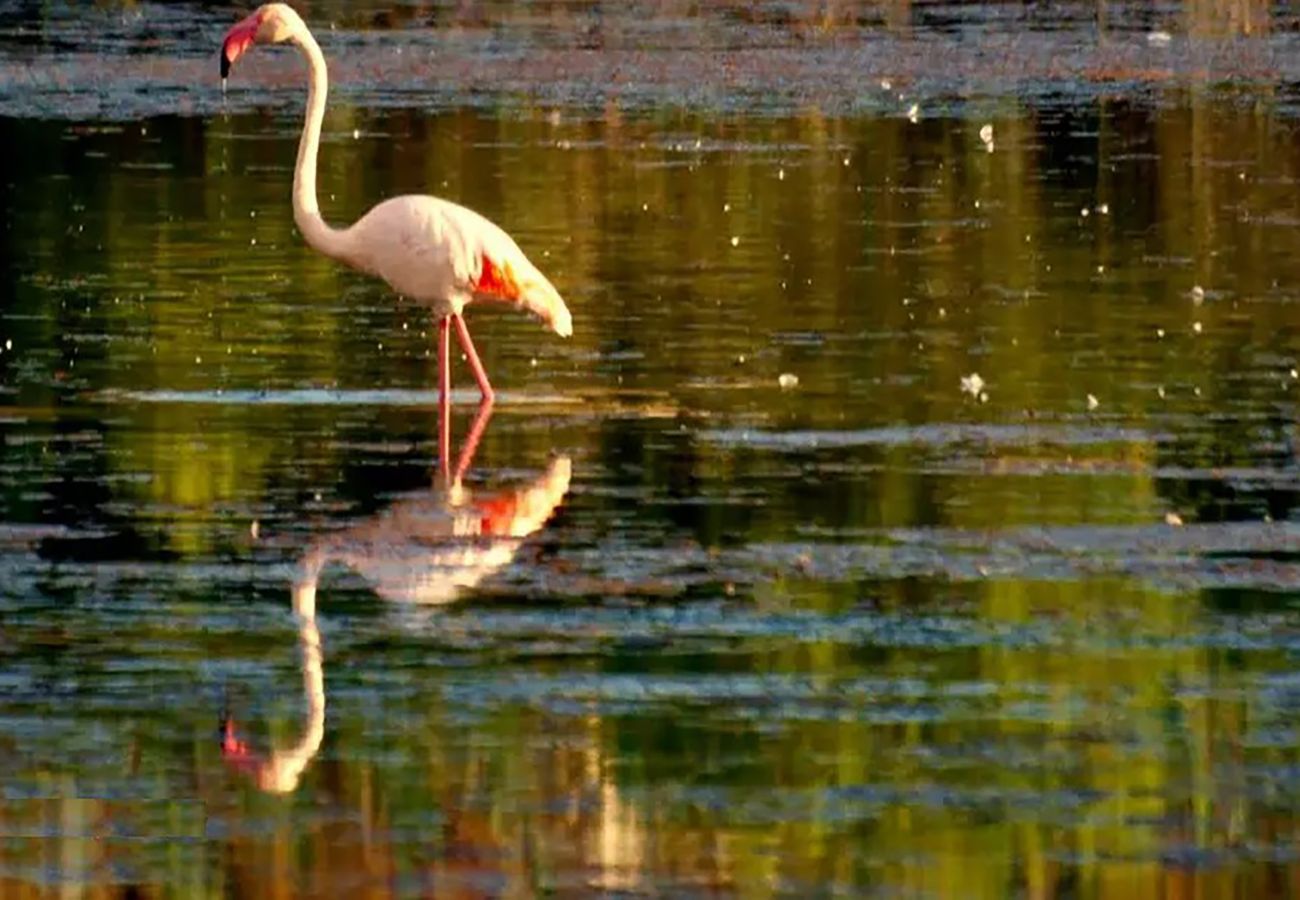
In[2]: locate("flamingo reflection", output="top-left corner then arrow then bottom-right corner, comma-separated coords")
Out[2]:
223,405 -> 572,793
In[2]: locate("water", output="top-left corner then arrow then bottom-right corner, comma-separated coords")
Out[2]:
3,1 -> 1300,896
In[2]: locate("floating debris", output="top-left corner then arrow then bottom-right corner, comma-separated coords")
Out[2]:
730,236 -> 740,247
778,372 -> 799,389
1190,285 -> 1205,305
979,123 -> 994,145
250,520 -> 260,540
1193,321 -> 1202,334
1147,30 -> 1173,45
1087,393 -> 1100,411
907,103 -> 920,124
960,372 -> 985,398
1164,512 -> 1184,527
1097,202 -> 1109,215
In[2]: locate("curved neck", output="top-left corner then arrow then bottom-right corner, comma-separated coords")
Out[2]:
257,581 -> 326,794
290,28 -> 349,261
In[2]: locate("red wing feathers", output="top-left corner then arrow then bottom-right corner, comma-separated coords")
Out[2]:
475,495 -> 520,536
471,253 -> 521,301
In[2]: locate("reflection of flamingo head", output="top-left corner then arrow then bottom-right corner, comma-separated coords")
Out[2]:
220,714 -> 318,794
220,4 -> 305,79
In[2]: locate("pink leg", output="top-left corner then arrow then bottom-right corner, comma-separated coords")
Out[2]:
452,399 -> 495,484
452,314 -> 495,404
438,316 -> 451,484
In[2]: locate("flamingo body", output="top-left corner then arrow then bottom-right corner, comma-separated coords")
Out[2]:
220,3 -> 572,403
341,194 -> 571,335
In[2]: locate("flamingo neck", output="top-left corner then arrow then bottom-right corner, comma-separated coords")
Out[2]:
290,27 -> 350,262
257,582 -> 326,794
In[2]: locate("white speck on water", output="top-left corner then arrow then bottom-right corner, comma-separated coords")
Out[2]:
737,354 -> 746,364
530,357 -> 537,367
880,79 -> 892,90
642,203 -> 649,212
730,236 -> 740,247
194,355 -> 202,364
1097,265 -> 1105,274
351,129 -> 360,140
778,373 -> 799,389
249,210 -> 256,218
3,339 -> 10,351
842,157 -> 850,166
402,322 -> 408,331
1098,203 -> 1109,215
1194,386 -> 1202,397
778,168 -> 785,181
250,238 -> 256,246
1164,512 -> 1184,526
960,372 -> 985,398
250,520 -> 260,540
377,342 -> 383,350
907,103 -> 920,124
1190,285 -> 1205,304
1157,385 -> 1166,398
938,307 -> 946,318
974,199 -> 981,209
979,392 -> 988,403
314,492 -> 322,502
979,124 -> 994,147
1157,328 -> 1165,338
723,202 -> 730,212
1081,207 -> 1090,217
1193,321 -> 1202,334
1147,30 -> 1172,44
1290,368 -> 1298,379
1087,393 -> 1100,411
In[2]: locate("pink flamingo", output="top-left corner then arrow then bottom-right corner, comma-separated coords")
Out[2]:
222,420 -> 573,793
219,3 -> 572,416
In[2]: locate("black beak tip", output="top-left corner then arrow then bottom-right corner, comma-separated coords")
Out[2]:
220,51 -> 231,80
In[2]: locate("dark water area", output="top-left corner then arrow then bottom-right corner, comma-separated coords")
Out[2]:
4,1 -> 1300,897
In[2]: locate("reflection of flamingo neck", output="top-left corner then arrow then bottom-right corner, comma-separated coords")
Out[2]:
254,581 -> 326,794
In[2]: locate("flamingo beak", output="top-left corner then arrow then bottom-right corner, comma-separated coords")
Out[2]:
220,13 -> 262,80
220,715 -> 255,766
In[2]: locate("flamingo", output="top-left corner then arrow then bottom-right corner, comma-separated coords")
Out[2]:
222,420 -> 573,793
219,3 -> 572,413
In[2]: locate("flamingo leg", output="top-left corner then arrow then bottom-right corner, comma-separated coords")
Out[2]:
452,314 -> 495,404
438,316 -> 452,484
452,398 -> 494,485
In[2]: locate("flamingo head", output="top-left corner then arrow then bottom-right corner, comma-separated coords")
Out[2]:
220,714 -> 256,768
220,3 -> 306,80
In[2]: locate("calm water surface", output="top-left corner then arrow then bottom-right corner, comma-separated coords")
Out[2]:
3,1 -> 1300,897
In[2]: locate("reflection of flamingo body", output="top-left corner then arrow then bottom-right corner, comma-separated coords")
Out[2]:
223,451 -> 573,793
220,4 -> 572,405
